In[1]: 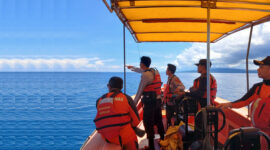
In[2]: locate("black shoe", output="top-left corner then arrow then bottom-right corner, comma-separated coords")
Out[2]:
144,147 -> 154,150
134,127 -> 146,137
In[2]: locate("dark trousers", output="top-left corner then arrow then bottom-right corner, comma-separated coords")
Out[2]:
166,104 -> 177,127
143,99 -> 165,149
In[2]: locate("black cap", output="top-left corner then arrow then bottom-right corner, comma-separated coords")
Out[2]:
195,59 -> 212,67
167,64 -> 176,74
254,56 -> 270,66
108,76 -> 123,90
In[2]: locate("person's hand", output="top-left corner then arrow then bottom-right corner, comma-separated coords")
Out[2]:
216,102 -> 232,109
126,65 -> 134,69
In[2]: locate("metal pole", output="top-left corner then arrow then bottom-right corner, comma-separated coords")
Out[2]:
246,25 -> 253,117
123,24 -> 126,94
206,3 -> 211,106
246,25 -> 253,92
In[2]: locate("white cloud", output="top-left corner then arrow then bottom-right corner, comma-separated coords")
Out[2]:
158,65 -> 167,71
95,60 -> 104,66
0,57 -> 119,72
175,22 -> 270,70
173,60 -> 179,67
164,55 -> 173,59
111,65 -> 122,69
262,23 -> 270,34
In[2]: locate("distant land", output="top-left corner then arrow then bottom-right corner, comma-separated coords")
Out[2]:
179,68 -> 257,73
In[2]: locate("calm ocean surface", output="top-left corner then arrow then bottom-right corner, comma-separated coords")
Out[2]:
0,72 -> 261,150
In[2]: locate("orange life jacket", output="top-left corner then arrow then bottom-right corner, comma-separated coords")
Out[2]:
94,92 -> 131,140
193,74 -> 217,105
164,75 -> 175,105
250,84 -> 270,135
143,68 -> 162,95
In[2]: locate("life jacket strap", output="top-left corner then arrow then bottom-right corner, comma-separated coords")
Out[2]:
105,138 -> 111,143
147,82 -> 162,86
119,136 -> 122,147
94,113 -> 129,122
256,84 -> 263,95
96,121 -> 131,130
167,75 -> 175,93
105,136 -> 123,147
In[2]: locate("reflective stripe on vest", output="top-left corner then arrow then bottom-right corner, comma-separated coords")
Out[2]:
143,68 -> 162,95
251,97 -> 270,131
94,92 -> 131,139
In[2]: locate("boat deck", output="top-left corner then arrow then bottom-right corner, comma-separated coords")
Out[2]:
81,97 -> 251,150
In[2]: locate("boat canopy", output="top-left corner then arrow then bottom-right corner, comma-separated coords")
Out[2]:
105,0 -> 270,43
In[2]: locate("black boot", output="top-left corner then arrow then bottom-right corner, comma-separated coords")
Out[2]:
147,138 -> 155,150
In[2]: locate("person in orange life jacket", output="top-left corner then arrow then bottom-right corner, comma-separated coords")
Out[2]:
218,56 -> 270,135
94,77 -> 144,150
163,64 -> 185,127
185,59 -> 217,108
127,56 -> 165,150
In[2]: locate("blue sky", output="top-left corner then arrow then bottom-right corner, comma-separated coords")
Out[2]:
0,0 -> 269,72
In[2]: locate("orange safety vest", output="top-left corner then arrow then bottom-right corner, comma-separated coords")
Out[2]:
94,92 -> 131,140
164,75 -> 175,105
143,68 -> 162,95
193,74 -> 217,105
250,85 -> 270,135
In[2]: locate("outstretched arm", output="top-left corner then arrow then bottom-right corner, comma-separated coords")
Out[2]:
217,83 -> 261,109
126,65 -> 143,73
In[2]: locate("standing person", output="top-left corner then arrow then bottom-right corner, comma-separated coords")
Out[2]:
163,64 -> 185,127
94,77 -> 141,150
218,56 -> 270,135
186,59 -> 217,107
127,56 -> 165,150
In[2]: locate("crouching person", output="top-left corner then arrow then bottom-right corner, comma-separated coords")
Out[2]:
94,77 -> 141,150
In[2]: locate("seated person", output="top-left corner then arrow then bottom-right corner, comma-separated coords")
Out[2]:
94,77 -> 142,150
218,56 -> 270,136
186,59 -> 217,108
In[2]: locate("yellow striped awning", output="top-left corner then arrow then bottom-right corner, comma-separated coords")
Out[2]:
104,0 -> 270,43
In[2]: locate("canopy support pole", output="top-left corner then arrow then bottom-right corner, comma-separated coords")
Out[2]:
123,24 -> 126,94
246,25 -> 253,117
207,6 -> 218,149
206,4 -> 211,106
246,25 -> 253,92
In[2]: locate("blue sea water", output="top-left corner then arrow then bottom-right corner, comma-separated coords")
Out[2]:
0,72 -> 261,150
